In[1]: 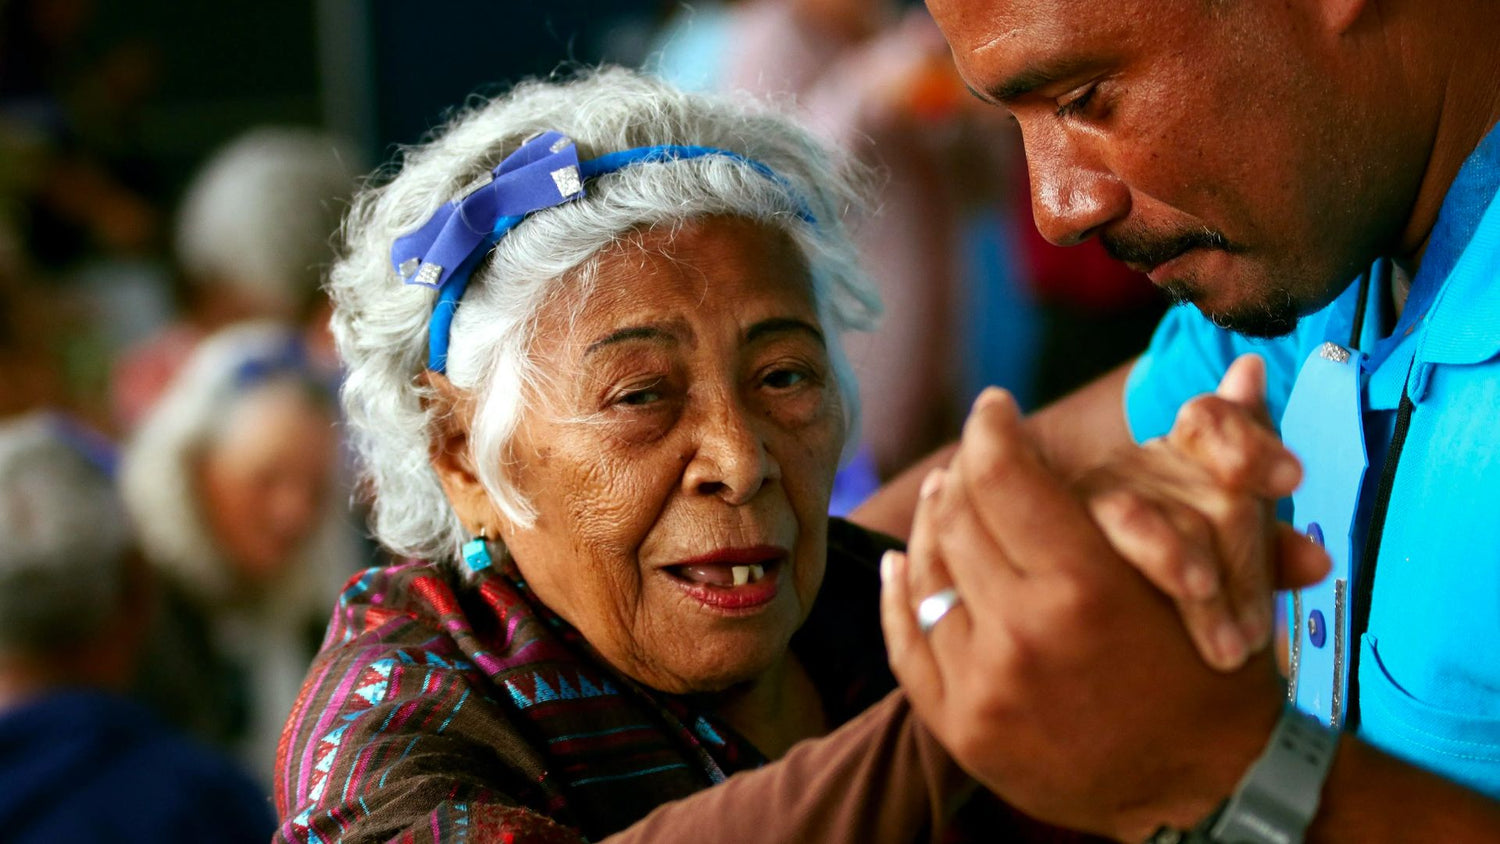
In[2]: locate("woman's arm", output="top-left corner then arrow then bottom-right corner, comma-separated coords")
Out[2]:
607,690 -> 969,844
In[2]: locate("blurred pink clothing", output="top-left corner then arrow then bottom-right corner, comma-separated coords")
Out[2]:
111,323 -> 205,433
723,2 -> 975,476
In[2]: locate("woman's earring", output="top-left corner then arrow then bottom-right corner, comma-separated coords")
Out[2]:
462,533 -> 493,574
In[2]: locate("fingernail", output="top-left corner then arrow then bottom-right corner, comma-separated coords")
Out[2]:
919,468 -> 946,500
1269,454 -> 1301,492
1185,565 -> 1219,600
880,549 -> 898,582
975,387 -> 1016,417
1240,604 -> 1272,648
1214,620 -> 1247,668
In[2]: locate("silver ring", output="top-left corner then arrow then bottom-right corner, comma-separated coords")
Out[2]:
916,587 -> 962,635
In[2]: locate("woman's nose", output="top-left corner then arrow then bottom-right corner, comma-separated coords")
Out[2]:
267,476 -> 322,539
682,399 -> 777,505
1026,135 -> 1129,247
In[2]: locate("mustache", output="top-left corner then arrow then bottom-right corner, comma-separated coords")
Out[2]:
1101,225 -> 1236,269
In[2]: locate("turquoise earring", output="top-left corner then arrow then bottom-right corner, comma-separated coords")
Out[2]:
462,533 -> 493,574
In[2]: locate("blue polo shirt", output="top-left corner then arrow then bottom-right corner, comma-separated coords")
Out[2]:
1124,126 -> 1500,798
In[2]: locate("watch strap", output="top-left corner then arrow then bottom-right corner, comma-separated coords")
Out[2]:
1145,800 -> 1226,844
1144,706 -> 1338,844
1211,705 -> 1338,843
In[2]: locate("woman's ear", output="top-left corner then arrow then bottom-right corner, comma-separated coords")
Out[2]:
423,371 -> 496,535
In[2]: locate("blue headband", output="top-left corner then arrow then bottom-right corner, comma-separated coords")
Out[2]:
45,413 -> 119,480
230,337 -> 313,391
390,131 -> 815,373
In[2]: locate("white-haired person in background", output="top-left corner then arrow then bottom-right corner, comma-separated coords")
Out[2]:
0,412 -> 274,843
269,67 -> 1265,844
120,320 -> 357,785
111,127 -> 360,431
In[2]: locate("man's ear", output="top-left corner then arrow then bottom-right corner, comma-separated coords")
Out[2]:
423,371 -> 496,535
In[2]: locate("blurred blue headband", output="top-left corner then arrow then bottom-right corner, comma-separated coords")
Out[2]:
390,131 -> 816,373
45,413 -> 119,480
230,336 -> 311,391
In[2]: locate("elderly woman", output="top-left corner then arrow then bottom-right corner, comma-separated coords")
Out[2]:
276,67 -> 1280,844
120,321 -> 355,781
273,66 -> 981,842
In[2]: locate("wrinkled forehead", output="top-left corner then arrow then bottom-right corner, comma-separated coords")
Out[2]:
926,0 -> 1172,95
578,215 -> 812,306
534,216 -> 821,355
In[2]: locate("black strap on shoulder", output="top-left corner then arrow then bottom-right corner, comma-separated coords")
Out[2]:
1349,267 -> 1374,349
1347,377 -> 1417,729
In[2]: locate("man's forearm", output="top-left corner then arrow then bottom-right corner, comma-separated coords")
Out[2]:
1307,735 -> 1500,842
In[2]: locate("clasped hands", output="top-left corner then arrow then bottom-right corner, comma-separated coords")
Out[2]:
880,355 -> 1332,842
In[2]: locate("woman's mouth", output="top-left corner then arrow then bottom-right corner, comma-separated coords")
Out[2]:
662,547 -> 785,611
673,562 -> 770,586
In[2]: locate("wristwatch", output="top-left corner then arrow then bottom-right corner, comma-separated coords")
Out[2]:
1145,706 -> 1339,844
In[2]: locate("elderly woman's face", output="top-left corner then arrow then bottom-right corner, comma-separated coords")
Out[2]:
198,385 -> 337,589
495,217 -> 845,694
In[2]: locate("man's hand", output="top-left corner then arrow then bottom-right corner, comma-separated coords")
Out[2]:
1077,355 -> 1330,669
880,386 -> 1290,841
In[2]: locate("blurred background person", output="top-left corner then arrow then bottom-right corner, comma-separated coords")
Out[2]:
119,320 -> 357,784
111,126 -> 360,432
0,411 -> 274,843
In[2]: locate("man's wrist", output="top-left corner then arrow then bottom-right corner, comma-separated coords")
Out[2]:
1118,690 -> 1281,842
1145,705 -> 1339,844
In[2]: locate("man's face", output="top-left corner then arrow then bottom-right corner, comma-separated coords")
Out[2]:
927,0 -> 1422,336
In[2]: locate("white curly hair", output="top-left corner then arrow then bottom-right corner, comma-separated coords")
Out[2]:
176,127 -> 360,316
331,66 -> 882,566
118,320 -> 351,613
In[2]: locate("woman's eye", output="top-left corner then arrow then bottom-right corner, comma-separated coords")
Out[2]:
616,388 -> 663,407
762,368 -> 808,390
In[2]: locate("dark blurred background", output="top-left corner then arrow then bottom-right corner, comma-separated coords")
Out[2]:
36,0 -> 665,201
0,0 -> 677,429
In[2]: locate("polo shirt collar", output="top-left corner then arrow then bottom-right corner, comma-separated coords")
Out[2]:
1408,120 -> 1500,366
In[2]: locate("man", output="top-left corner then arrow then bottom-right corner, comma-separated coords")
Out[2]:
872,0 -> 1500,840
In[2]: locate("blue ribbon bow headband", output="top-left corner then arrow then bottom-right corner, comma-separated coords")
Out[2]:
390,131 -> 816,373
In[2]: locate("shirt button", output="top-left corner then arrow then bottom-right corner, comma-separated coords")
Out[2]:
1309,609 -> 1327,648
1307,522 -> 1325,547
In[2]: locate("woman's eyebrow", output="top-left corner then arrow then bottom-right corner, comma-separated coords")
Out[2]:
746,317 -> 825,347
584,325 -> 680,356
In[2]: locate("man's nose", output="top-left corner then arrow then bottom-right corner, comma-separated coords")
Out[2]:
1026,135 -> 1129,247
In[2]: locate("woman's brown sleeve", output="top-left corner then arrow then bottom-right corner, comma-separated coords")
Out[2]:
605,690 -> 974,844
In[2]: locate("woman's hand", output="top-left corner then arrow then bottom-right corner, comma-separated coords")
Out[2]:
1074,354 -> 1331,670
